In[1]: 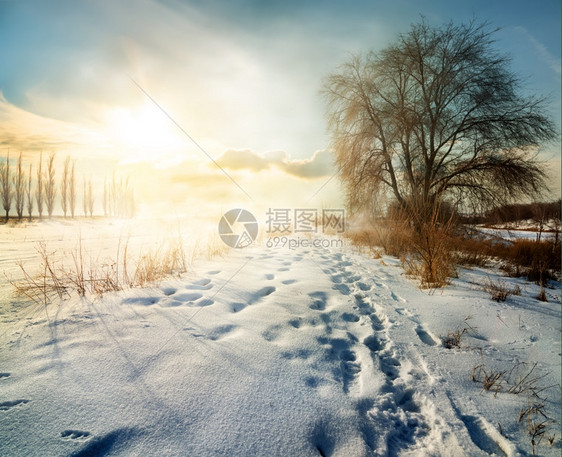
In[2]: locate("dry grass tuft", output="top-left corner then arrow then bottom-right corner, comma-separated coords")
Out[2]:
481,277 -> 521,302
10,234 -> 190,304
536,286 -> 548,302
441,316 -> 477,349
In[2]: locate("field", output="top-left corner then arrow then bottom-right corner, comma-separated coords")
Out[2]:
0,219 -> 560,456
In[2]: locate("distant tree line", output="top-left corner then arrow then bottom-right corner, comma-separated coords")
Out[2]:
464,201 -> 561,225
103,173 -> 136,218
0,152 -> 135,222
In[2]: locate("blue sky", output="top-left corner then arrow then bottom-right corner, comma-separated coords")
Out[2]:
0,0 -> 560,211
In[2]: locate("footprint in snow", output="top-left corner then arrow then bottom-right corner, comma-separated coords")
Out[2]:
380,356 -> 401,380
309,291 -> 327,310
281,349 -> 312,360
207,324 -> 238,341
288,318 -> 302,329
282,279 -> 297,285
395,308 -> 413,317
356,282 -> 371,291
364,335 -> 385,352
353,294 -> 371,314
162,287 -> 177,296
229,302 -> 247,313
61,430 -> 91,440
262,324 -> 282,342
330,274 -> 344,284
159,299 -> 183,308
458,414 -> 508,457
186,278 -> 212,290
254,286 -> 276,300
333,283 -> 351,295
0,373 -> 10,379
123,296 -> 160,306
196,298 -> 214,307
317,336 -> 362,394
415,325 -> 438,346
229,287 -> 275,311
341,312 -> 360,323
305,376 -> 322,388
0,399 -> 30,411
369,314 -> 385,331
173,292 -> 203,302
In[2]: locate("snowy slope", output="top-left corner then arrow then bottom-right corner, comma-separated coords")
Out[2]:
0,233 -> 560,456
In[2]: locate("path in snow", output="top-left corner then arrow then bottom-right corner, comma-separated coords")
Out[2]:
1,243 -> 559,456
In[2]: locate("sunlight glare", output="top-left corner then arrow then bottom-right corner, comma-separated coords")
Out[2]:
106,102 -> 187,166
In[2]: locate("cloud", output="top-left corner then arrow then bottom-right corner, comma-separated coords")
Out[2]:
216,148 -> 334,178
0,92 -> 111,159
515,26 -> 561,78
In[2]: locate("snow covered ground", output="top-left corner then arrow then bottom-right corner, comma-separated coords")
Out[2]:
477,227 -> 556,242
0,221 -> 560,456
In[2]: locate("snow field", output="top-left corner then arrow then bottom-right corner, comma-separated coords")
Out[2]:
0,225 -> 560,456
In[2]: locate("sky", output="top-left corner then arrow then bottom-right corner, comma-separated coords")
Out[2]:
0,0 -> 560,217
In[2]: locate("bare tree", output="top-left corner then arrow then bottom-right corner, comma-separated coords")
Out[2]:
45,154 -> 56,218
87,179 -> 94,217
69,160 -> 76,218
111,171 -> 117,217
60,156 -> 70,217
26,163 -> 33,221
0,152 -> 12,222
103,177 -> 108,217
83,177 -> 88,217
36,152 -> 44,220
324,20 -> 557,218
14,152 -> 25,221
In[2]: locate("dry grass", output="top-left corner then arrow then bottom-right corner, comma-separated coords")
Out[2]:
462,237 -> 560,286
441,316 -> 477,349
346,229 -> 384,258
346,202 -> 457,288
10,234 -> 191,305
519,398 -> 558,456
472,355 -> 555,399
536,286 -> 548,302
481,277 -> 522,302
470,346 -> 559,455
11,243 -> 68,305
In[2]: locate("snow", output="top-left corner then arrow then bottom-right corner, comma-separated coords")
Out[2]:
0,220 -> 560,456
476,224 -> 558,242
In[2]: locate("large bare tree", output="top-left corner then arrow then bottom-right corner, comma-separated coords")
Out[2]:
324,20 -> 557,217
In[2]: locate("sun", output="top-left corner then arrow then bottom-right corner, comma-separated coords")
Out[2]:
105,102 -> 187,166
